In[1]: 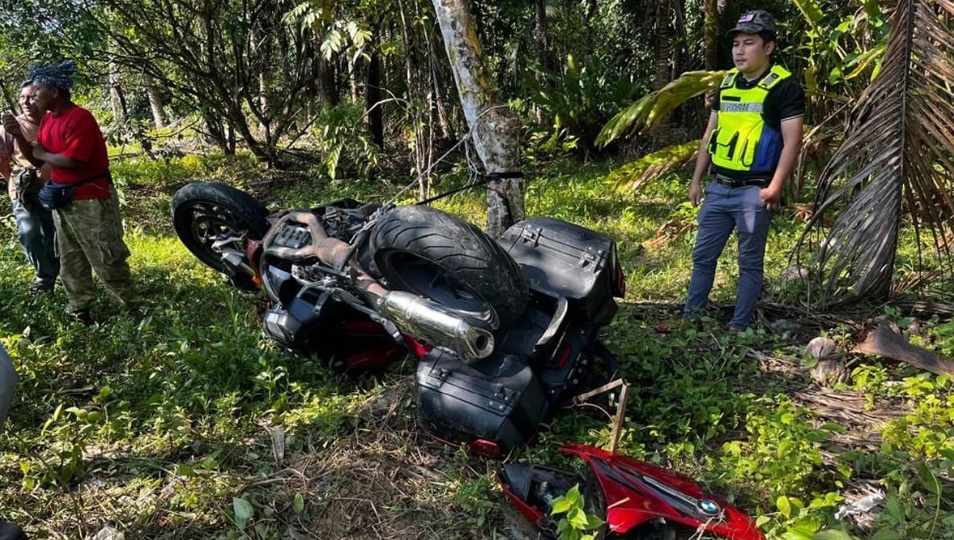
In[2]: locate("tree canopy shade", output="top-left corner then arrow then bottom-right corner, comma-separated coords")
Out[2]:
794,0 -> 954,307
78,0 -> 317,162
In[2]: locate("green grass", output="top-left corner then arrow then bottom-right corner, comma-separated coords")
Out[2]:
1,153 -> 953,539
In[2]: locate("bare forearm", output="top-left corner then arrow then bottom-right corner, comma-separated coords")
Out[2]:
691,141 -> 712,184
34,150 -> 83,169
10,133 -> 43,168
692,112 -> 718,185
768,146 -> 798,191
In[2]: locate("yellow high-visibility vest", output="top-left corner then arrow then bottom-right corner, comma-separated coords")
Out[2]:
708,65 -> 791,173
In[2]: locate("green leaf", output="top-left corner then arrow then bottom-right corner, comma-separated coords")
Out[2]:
569,507 -> 591,528
814,530 -> 858,540
870,528 -> 901,540
857,0 -> 884,21
233,497 -> 254,529
778,495 -> 793,518
550,495 -> 573,515
782,526 -> 815,540
883,494 -> 904,523
584,514 -> 604,529
606,140 -> 698,192
792,0 -> 825,28
844,45 -> 886,80
293,493 -> 305,513
919,462 -> 941,496
42,403 -> 63,435
597,70 -> 724,145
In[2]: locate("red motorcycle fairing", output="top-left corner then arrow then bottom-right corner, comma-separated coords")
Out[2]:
499,444 -> 766,540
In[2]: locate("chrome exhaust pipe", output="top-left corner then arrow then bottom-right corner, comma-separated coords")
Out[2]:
377,291 -> 494,360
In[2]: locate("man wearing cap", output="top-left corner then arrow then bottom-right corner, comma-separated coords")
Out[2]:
0,81 -> 59,294
683,10 -> 804,331
2,60 -> 136,325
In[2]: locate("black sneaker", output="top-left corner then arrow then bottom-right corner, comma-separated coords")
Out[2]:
28,282 -> 53,295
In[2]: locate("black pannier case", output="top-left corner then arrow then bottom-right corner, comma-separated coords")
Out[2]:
498,217 -> 619,324
416,348 -> 547,451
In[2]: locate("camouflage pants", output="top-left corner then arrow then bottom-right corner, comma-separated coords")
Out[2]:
53,189 -> 136,313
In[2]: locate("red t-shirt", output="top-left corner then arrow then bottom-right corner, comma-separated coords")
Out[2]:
37,104 -> 110,200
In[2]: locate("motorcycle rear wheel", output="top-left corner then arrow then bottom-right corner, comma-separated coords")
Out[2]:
172,182 -> 270,286
370,205 -> 529,329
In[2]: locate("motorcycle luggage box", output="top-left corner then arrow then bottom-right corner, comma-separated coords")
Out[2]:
499,218 -> 619,323
416,348 -> 547,451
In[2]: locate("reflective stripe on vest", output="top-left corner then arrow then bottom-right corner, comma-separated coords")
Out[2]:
708,65 -> 791,173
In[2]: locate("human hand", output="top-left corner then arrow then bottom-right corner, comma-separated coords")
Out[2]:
689,179 -> 703,207
0,112 -> 19,135
760,185 -> 782,211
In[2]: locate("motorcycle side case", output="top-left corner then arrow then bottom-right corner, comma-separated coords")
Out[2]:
498,217 -> 620,325
416,348 -> 547,452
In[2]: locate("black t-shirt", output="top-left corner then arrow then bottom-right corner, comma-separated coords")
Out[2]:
710,67 -> 805,179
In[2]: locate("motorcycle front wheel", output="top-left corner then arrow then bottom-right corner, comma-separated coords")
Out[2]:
172,181 -> 270,287
370,205 -> 529,329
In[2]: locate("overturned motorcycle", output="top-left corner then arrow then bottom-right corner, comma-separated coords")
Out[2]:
499,444 -> 766,540
172,181 -> 624,453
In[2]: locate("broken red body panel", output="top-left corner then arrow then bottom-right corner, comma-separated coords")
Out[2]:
499,444 -> 765,540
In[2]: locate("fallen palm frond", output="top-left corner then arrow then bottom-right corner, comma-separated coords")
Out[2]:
596,70 -> 725,146
606,140 -> 698,192
795,0 -> 954,307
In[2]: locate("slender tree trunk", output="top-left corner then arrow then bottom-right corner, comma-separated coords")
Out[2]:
145,82 -> 167,129
704,0 -> 720,108
653,0 -> 673,142
426,26 -> 453,139
366,49 -> 384,148
348,55 -> 359,102
533,0 -> 552,72
319,53 -> 340,106
433,0 -> 524,238
108,61 -> 128,125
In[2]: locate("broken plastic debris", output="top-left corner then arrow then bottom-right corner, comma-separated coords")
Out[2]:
834,489 -> 885,520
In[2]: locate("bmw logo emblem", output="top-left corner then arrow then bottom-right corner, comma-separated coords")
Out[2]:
697,499 -> 721,516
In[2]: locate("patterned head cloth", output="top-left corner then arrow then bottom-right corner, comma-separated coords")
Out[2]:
29,60 -> 78,91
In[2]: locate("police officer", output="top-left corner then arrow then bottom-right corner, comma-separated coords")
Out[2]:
684,10 -> 805,331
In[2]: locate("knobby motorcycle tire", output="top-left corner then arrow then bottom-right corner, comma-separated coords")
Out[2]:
369,205 -> 529,330
172,182 -> 270,288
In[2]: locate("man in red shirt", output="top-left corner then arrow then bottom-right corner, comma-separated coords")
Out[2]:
2,61 -> 136,324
